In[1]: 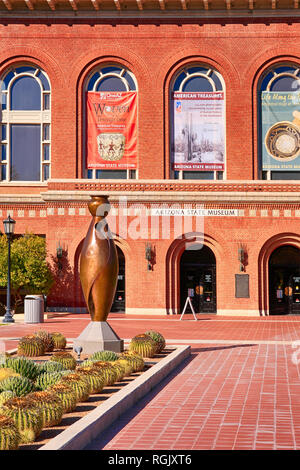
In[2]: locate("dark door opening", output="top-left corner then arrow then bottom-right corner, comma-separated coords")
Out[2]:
111,246 -> 125,312
180,245 -> 216,314
269,245 -> 300,315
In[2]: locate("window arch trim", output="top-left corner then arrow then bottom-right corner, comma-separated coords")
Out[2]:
178,71 -> 217,92
0,64 -> 51,183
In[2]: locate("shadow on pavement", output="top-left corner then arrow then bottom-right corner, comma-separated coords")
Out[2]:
191,344 -> 258,353
84,354 -> 197,450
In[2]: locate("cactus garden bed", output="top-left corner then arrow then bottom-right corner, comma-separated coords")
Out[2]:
0,329 -> 172,450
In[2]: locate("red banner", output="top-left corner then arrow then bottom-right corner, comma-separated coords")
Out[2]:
86,91 -> 137,169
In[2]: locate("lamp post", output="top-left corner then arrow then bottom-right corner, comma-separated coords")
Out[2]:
145,242 -> 153,271
3,215 -> 16,323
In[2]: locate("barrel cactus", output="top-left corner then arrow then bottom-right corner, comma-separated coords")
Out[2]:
59,374 -> 91,402
0,397 -> 43,444
34,330 -> 54,352
109,362 -> 126,382
17,335 -> 45,358
0,415 -> 21,450
59,369 -> 74,377
88,361 -> 118,386
89,350 -> 119,362
0,368 -> 20,382
48,383 -> 77,413
129,334 -> 157,358
25,391 -> 64,428
75,367 -> 105,394
35,372 -> 63,391
0,391 -> 16,406
0,376 -> 35,397
51,352 -> 77,370
145,330 -> 166,353
80,359 -> 95,368
37,360 -> 64,374
119,352 -> 145,372
116,358 -> 134,377
50,332 -> 67,350
0,356 -> 40,380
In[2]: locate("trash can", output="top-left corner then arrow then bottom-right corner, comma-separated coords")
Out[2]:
24,295 -> 44,324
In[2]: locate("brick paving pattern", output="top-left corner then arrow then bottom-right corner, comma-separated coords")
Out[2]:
1,313 -> 300,450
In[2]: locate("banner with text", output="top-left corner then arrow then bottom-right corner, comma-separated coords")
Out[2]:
172,91 -> 225,171
87,91 -> 137,170
262,91 -> 300,171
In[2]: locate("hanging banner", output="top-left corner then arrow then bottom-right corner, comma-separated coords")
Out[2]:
262,91 -> 300,171
86,91 -> 137,169
172,91 -> 225,171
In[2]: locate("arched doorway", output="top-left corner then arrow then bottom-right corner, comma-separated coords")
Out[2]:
111,245 -> 125,312
180,245 -> 216,314
269,245 -> 300,315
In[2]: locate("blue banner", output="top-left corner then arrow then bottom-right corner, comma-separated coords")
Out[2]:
262,91 -> 300,171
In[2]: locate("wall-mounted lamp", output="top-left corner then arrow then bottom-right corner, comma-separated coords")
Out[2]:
145,243 -> 155,271
56,241 -> 63,259
238,244 -> 247,272
56,241 -> 64,270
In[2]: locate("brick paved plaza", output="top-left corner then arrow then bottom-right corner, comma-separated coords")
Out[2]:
1,313 -> 300,450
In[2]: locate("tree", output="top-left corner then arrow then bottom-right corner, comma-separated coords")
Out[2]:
0,233 -> 54,312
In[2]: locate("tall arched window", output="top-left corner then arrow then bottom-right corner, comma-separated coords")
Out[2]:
0,65 -> 51,182
170,65 -> 225,180
258,64 -> 300,180
85,64 -> 137,180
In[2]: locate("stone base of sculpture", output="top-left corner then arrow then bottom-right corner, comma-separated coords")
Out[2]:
73,321 -> 124,355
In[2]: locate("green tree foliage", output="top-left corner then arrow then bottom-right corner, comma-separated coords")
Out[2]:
0,233 -> 54,311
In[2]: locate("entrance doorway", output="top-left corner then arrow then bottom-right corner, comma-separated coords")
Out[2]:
111,246 -> 125,312
180,245 -> 216,314
269,245 -> 300,315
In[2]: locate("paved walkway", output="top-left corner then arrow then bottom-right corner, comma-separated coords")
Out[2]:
1,312 -> 300,449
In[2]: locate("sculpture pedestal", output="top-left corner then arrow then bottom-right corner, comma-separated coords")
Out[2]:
73,321 -> 124,355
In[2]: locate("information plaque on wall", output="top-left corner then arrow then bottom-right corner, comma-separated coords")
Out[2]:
235,274 -> 250,298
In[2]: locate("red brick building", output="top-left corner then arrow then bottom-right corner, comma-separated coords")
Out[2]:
1,0 -> 300,317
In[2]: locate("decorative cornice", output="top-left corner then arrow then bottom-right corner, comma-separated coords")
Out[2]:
0,0 -> 300,18
40,190 -> 300,203
46,179 -> 300,193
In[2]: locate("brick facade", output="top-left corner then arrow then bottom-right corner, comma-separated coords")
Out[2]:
1,3 -> 300,316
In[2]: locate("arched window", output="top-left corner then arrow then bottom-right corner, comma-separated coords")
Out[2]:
170,65 -> 225,180
85,64 -> 137,180
0,65 -> 51,182
258,64 -> 300,180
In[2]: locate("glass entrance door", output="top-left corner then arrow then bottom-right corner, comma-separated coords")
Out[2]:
269,245 -> 300,315
180,245 -> 217,314
180,265 -> 216,314
199,268 -> 216,313
111,246 -> 125,312
289,274 -> 300,314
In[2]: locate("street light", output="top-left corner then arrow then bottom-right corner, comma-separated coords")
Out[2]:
2,215 -> 16,323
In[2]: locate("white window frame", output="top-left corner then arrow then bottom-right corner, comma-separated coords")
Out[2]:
0,66 -> 51,183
